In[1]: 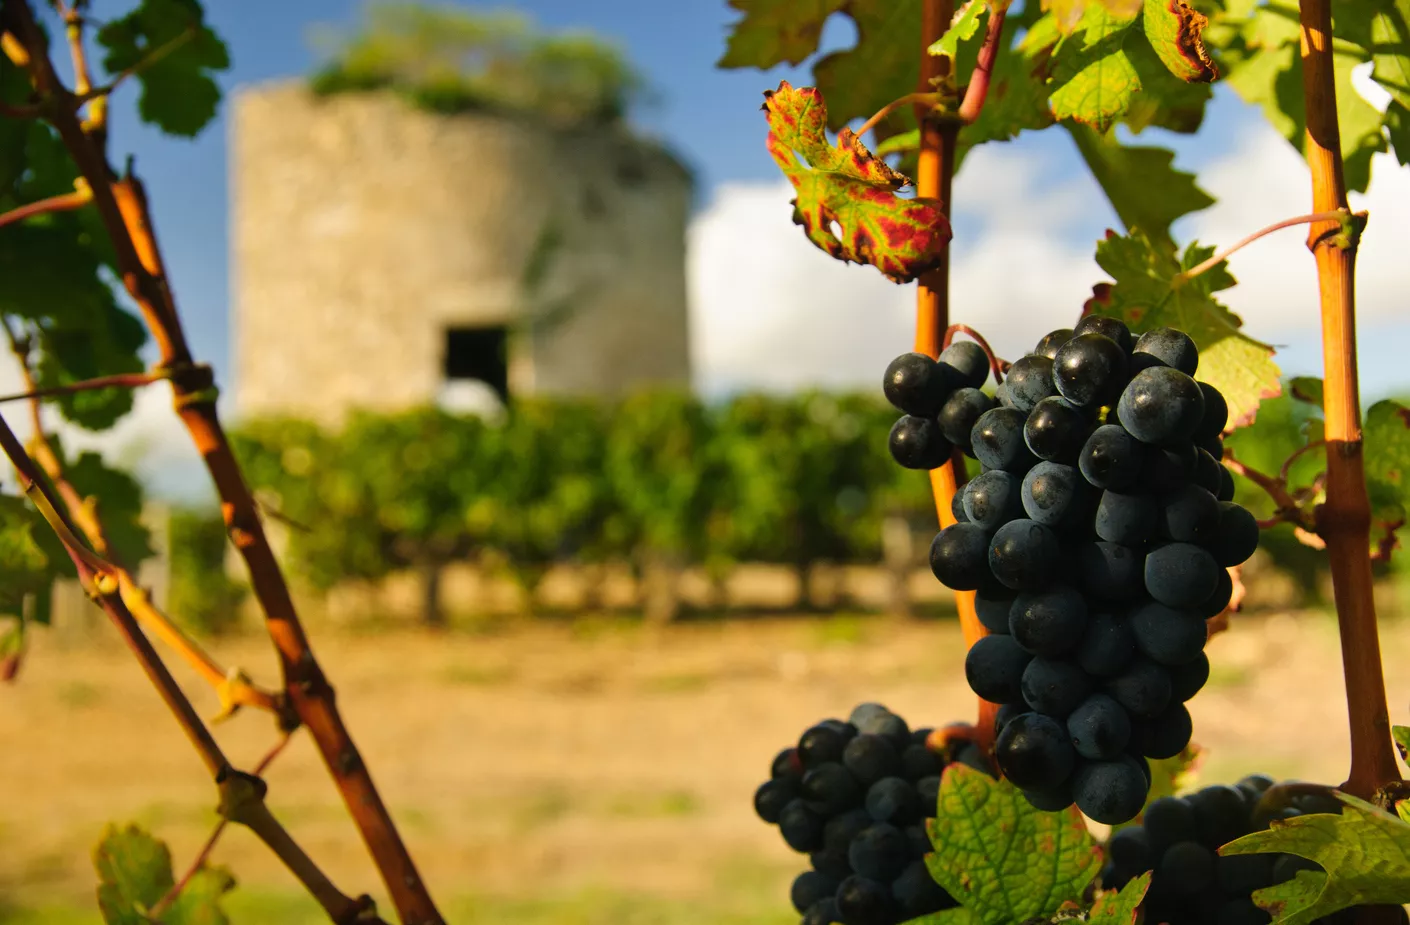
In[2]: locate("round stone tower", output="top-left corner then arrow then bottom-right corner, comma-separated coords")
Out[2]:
230,81 -> 693,423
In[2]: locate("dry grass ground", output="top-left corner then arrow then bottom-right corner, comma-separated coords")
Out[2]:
3,609 -> 1409,923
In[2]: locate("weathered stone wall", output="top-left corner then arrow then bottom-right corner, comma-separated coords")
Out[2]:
231,81 -> 692,424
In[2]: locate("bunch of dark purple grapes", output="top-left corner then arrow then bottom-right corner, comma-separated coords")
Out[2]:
754,703 -> 984,925
883,317 -> 1261,825
1104,777 -> 1407,925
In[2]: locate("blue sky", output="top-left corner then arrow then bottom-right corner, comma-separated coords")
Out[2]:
16,2 -> 1410,498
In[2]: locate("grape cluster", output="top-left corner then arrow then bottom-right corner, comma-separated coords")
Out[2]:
884,318 -> 1262,825
1104,777 -> 1408,925
754,703 -> 983,925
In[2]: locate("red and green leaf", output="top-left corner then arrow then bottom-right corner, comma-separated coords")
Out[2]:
763,81 -> 951,283
1143,0 -> 1218,82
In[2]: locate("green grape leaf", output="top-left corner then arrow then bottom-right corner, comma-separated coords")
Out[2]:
813,0 -> 924,130
0,495 -> 57,613
1393,725 -> 1410,764
924,765 -> 1101,925
717,0 -> 847,68
875,128 -> 921,156
1339,0 -> 1410,111
1389,101 -> 1410,165
1142,0 -> 1218,82
59,441 -> 155,568
903,908 -> 984,925
1088,871 -> 1153,924
1119,28 -> 1214,133
1047,3 -> 1142,131
34,304 -> 148,431
762,81 -> 951,282
931,0 -> 989,59
1221,792 -> 1410,924
1089,230 -> 1282,429
1066,122 -> 1214,246
1364,400 -> 1410,525
1289,377 -> 1325,406
96,0 -> 230,138
94,823 -> 233,925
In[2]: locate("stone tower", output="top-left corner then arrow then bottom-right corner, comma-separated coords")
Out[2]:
230,81 -> 693,423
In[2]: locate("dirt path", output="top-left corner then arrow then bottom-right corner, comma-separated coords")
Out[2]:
2,611 -> 1407,918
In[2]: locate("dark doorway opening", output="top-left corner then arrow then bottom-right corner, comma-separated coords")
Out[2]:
443,326 -> 510,404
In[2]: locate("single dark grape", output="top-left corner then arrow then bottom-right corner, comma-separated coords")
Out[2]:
964,634 -> 1033,704
1136,702 -> 1193,758
909,727 -> 934,747
801,762 -> 861,815
793,870 -> 842,914
939,340 -> 990,390
1105,657 -> 1172,718
1132,327 -> 1199,376
1218,465 -> 1236,501
1211,501 -> 1260,567
1053,333 -> 1129,407
994,702 -> 1022,737
1072,754 -> 1148,825
929,523 -> 993,591
950,487 -> 969,523
1145,543 -> 1220,609
1190,784 -> 1253,847
849,823 -> 911,881
799,724 -> 849,767
951,741 -> 993,776
779,799 -> 826,852
1197,569 -> 1234,619
773,747 -> 804,781
1129,600 -> 1208,666
1021,657 -> 1093,717
1107,825 -> 1155,876
1024,396 -> 1091,463
1022,461 -> 1094,529
938,387 -> 998,453
1193,448 -> 1224,495
855,710 -> 911,750
890,415 -> 953,470
850,703 -> 890,726
801,897 -> 840,925
1068,693 -> 1132,760
904,824 -> 931,859
1142,796 -> 1199,854
1118,367 -> 1206,445
994,380 -> 1014,408
1160,483 -> 1221,544
865,777 -> 923,826
1096,490 -> 1158,546
1009,585 -> 1087,657
755,778 -> 799,823
974,585 -> 1016,634
1077,611 -> 1138,678
1197,382 -> 1229,439
843,734 -> 902,786
1078,541 -> 1144,603
883,352 -> 949,417
835,875 -> 897,925
892,860 -> 958,917
1160,840 -> 1216,895
989,519 -> 1061,591
916,776 -> 940,813
1215,848 -> 1276,895
1142,443 -> 1197,493
972,407 -> 1038,473
1023,781 -> 1076,812
1238,772 -> 1275,796
994,712 -> 1077,791
900,744 -> 943,782
819,719 -> 859,742
1079,424 -> 1145,491
963,469 -> 1025,531
1272,854 -> 1323,884
1168,652 -> 1209,702
1035,328 -> 1075,359
823,808 -> 873,859
1075,314 -> 1134,352
1004,355 -> 1059,413
1215,898 -> 1273,925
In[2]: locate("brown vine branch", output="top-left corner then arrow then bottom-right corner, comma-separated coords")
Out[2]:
1174,210 -> 1352,284
0,182 -> 92,231
0,367 -> 169,404
1298,0 -> 1400,805
941,323 -> 1010,385
1221,448 -> 1317,532
3,3 -> 442,919
956,0 -> 1009,123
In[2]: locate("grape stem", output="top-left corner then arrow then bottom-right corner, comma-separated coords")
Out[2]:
942,323 -> 1010,385
0,182 -> 91,230
1173,210 -> 1352,285
1221,449 -> 1318,532
0,367 -> 172,404
955,1 -> 1009,124
914,0 -> 1000,752
1296,0 -> 1400,815
1278,438 -> 1326,484
857,92 -> 944,142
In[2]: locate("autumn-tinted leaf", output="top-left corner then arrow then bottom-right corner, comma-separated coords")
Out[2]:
1066,122 -> 1214,246
1143,0 -> 1218,82
1089,230 -> 1281,429
932,0 -> 990,59
924,765 -> 1101,925
717,0 -> 847,69
1047,3 -> 1142,131
94,823 -> 233,925
96,0 -> 230,138
1221,792 -> 1410,924
763,81 -> 951,282
1088,871 -> 1153,924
